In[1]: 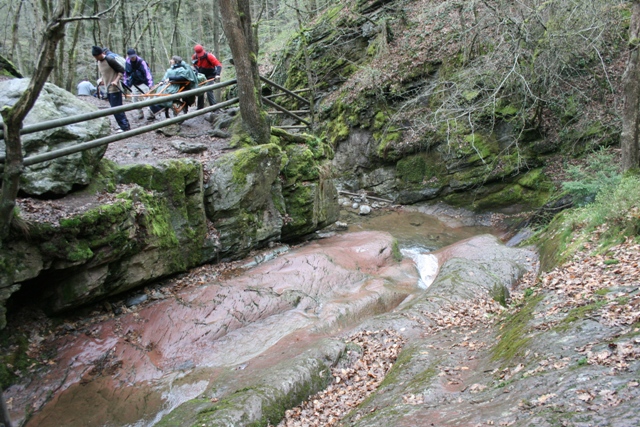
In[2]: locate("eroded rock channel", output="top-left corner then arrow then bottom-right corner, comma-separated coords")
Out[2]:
5,208 -> 533,427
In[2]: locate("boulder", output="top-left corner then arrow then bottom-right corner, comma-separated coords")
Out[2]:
0,78 -> 110,195
204,144 -> 286,259
204,141 -> 340,258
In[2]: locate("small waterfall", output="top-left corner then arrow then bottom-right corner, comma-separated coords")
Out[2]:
402,248 -> 439,289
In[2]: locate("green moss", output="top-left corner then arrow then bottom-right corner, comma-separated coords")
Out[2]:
379,346 -> 417,388
518,168 -> 553,192
391,239 -> 402,262
492,294 -> 543,363
229,144 -> 282,186
375,129 -> 402,160
82,160 -> 118,194
461,132 -> 499,159
283,145 -> 319,185
117,160 -> 200,200
35,199 -> 136,264
282,184 -> 316,234
558,300 -> 607,328
396,155 -> 427,183
194,360 -> 333,427
325,113 -> 350,146
372,111 -> 387,131
0,329 -> 37,389
67,242 -> 94,263
154,399 -> 213,427
496,104 -> 519,117
136,191 -> 179,248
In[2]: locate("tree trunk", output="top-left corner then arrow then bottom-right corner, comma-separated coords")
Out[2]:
220,0 -> 270,145
622,0 -> 640,172
64,0 -> 88,92
294,0 -> 315,128
10,0 -> 24,69
213,0 -> 220,56
0,0 -> 69,241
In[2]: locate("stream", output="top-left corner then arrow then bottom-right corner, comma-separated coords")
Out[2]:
6,204 -> 502,427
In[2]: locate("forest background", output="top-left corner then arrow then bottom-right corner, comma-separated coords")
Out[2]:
0,0 -> 326,89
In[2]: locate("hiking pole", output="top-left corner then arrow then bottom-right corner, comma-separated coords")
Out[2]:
122,82 -> 148,95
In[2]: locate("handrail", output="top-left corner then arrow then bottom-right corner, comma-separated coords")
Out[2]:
0,98 -> 238,170
259,76 -> 310,106
0,74 -> 315,169
0,79 -> 237,140
262,97 -> 310,126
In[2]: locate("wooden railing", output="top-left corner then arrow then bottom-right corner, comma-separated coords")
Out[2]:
0,76 -> 313,168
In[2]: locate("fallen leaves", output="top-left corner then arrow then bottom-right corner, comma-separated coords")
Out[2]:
273,329 -> 405,427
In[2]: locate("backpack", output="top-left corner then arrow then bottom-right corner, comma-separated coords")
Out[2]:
103,48 -> 126,74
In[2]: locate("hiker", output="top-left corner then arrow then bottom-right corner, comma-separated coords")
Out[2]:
76,78 -> 96,96
92,45 -> 130,132
147,56 -> 199,120
123,48 -> 154,120
191,44 -> 222,109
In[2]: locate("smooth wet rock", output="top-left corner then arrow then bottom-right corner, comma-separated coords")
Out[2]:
125,294 -> 148,307
359,205 -> 372,215
7,231 -> 417,427
170,139 -> 208,154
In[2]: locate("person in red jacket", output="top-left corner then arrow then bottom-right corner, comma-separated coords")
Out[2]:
192,44 -> 222,109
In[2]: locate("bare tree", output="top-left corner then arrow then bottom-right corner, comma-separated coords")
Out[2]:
622,0 -> 640,171
220,0 -> 271,145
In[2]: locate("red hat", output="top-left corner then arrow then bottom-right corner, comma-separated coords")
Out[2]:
194,44 -> 204,54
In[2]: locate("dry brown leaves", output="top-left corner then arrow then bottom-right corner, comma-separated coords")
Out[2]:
534,237 -> 640,331
420,297 -> 504,333
509,236 -> 640,375
273,329 -> 405,427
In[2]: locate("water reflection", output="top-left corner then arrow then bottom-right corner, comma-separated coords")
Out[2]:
345,206 -> 498,249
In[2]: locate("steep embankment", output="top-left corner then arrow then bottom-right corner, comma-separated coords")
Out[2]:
271,0 -> 626,210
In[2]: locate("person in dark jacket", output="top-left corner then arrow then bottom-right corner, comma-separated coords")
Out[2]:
191,44 -> 222,109
92,45 -> 130,132
123,48 -> 154,120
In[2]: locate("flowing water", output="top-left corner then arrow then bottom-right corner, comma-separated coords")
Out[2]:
6,205 -> 501,427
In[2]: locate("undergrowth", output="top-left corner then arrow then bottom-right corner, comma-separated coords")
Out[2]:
561,149 -> 622,206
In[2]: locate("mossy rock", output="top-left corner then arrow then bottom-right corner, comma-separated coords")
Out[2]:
492,294 -> 544,364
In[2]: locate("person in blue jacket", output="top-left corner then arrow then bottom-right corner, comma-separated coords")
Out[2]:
123,49 -> 154,120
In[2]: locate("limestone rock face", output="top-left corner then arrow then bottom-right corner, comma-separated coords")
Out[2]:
0,78 -> 110,195
204,144 -> 286,259
0,129 -> 339,325
204,142 -> 340,258
5,159 -> 216,313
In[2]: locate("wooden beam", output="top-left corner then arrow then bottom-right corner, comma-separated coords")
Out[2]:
273,125 -> 308,130
260,76 -> 310,105
267,110 -> 310,115
262,97 -> 310,126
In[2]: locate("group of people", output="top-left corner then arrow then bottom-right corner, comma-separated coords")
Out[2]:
81,44 -> 222,132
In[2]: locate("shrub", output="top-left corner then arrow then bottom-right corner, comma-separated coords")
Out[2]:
562,149 -> 621,206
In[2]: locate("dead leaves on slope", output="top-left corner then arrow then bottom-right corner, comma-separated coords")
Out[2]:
273,329 -> 405,427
